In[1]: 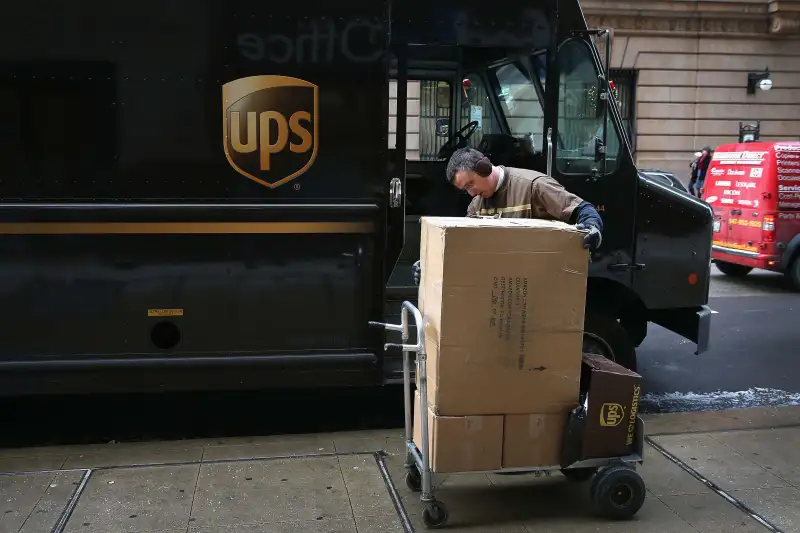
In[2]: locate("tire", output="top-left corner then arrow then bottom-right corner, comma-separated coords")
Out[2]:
582,311 -> 637,372
561,467 -> 597,482
715,260 -> 753,277
785,255 -> 800,292
422,501 -> 449,529
592,466 -> 646,520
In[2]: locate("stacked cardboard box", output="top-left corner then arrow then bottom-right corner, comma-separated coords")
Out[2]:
412,216 -> 589,473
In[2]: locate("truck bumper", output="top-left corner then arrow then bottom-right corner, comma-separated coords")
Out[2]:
648,305 -> 713,355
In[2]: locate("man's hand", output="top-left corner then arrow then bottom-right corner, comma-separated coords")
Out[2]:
575,223 -> 602,252
412,260 -> 421,286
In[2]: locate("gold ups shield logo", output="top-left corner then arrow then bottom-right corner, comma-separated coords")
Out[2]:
223,75 -> 318,188
599,403 -> 625,427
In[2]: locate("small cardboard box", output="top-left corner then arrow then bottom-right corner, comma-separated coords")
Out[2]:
413,391 -> 503,473
502,412 -> 567,468
579,353 -> 642,459
417,216 -> 588,416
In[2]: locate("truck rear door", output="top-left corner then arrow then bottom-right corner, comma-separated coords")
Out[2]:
704,161 -> 731,248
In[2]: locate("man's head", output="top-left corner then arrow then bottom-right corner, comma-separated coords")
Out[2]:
445,148 -> 498,198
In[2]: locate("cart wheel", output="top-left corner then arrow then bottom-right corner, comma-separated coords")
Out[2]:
422,501 -> 449,529
592,466 -> 646,520
405,468 -> 422,493
561,467 -> 597,482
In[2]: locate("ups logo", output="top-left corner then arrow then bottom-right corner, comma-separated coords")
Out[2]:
599,403 -> 625,427
223,75 -> 318,188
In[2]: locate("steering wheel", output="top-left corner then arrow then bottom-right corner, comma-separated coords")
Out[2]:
437,120 -> 480,160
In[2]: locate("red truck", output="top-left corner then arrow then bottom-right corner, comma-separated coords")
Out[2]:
703,141 -> 800,289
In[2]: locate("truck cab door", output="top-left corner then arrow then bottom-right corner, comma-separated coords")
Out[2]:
549,37 -> 639,287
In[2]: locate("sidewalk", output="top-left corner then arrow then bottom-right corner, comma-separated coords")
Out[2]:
0,405 -> 798,532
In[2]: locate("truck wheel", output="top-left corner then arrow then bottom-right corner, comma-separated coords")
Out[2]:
715,260 -> 752,277
583,312 -> 637,372
786,255 -> 800,292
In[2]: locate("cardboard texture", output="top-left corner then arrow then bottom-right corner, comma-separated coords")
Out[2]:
502,413 -> 567,468
580,353 -> 642,459
413,391 -> 503,473
418,216 -> 588,416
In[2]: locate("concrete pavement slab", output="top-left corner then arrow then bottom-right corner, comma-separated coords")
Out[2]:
635,444 -> 711,497
658,492 -> 771,533
652,433 -> 791,491
63,464 -> 198,533
190,518 -> 360,532
189,456 -> 353,529
518,497 -> 699,533
711,426 -> 800,487
651,419 -> 800,532
333,430 -> 406,456
0,471 -> 83,533
338,454 -> 399,518
62,445 -> 203,469
201,434 -> 337,461
0,454 -> 67,473
731,487 -> 800,533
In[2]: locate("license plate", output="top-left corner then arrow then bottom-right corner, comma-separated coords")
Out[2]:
713,220 -> 721,232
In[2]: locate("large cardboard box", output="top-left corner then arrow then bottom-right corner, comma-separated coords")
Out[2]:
579,353 -> 642,459
413,391 -> 503,473
502,412 -> 567,468
418,216 -> 588,416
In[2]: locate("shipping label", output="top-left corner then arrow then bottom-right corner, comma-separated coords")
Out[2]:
489,276 -> 530,370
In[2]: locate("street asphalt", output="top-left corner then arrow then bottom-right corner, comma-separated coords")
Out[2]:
639,264 -> 799,413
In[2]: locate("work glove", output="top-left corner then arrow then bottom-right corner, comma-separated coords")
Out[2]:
412,260 -> 421,286
575,223 -> 602,252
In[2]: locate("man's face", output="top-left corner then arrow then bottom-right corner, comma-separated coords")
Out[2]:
453,170 -> 494,198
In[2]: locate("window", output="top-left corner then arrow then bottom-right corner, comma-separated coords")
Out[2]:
492,62 -> 545,149
389,80 -> 455,161
609,68 -> 637,154
555,39 -> 621,175
460,73 -> 502,149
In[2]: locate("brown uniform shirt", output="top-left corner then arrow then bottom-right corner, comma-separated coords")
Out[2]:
466,166 -> 584,221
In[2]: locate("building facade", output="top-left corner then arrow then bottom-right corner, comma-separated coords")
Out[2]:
389,0 -> 800,178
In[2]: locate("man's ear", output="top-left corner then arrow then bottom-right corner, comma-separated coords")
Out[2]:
474,157 -> 492,177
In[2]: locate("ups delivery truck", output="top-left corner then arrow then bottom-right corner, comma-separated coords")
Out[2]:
0,0 -> 713,396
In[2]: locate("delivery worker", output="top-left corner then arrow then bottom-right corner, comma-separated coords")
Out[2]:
412,147 -> 604,285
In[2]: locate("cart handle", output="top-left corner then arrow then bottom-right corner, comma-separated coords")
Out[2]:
368,301 -> 424,353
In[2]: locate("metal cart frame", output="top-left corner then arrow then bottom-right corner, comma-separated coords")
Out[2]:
371,301 -> 647,529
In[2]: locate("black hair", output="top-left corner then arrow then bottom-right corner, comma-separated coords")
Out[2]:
445,148 -> 492,183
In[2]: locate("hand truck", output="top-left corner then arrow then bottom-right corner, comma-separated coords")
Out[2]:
371,301 -> 647,530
